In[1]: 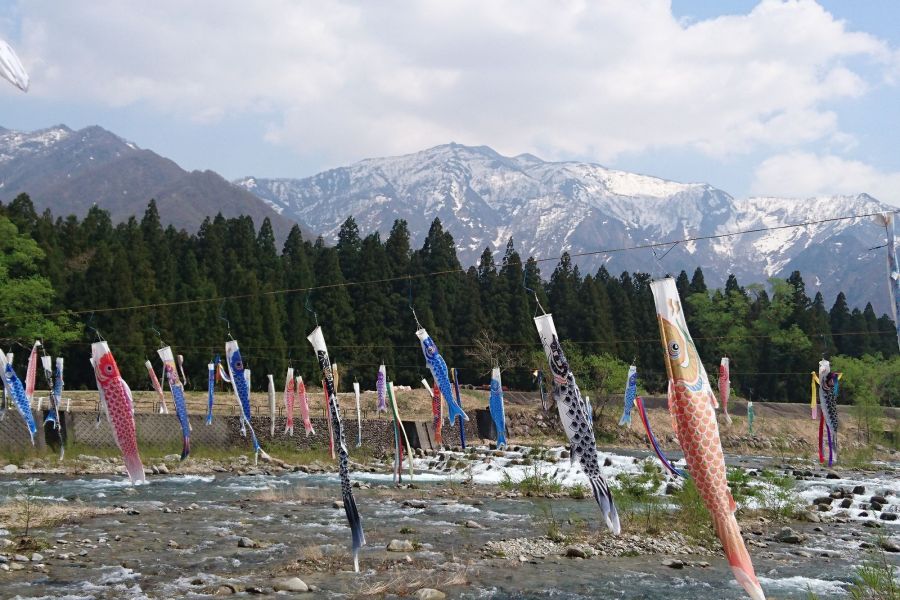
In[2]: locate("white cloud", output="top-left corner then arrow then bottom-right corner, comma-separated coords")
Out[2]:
9,0 -> 899,168
752,152 -> 900,206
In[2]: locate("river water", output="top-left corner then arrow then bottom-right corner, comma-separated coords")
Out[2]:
0,446 -> 897,599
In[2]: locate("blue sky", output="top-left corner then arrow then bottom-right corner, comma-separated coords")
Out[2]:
1,1 -> 899,205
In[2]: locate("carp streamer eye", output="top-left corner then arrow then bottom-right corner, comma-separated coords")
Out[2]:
235,361 -> 243,370
667,340 -> 681,360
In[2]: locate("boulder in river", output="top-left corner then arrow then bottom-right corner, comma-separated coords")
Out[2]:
387,539 -> 414,552
273,577 -> 309,592
662,559 -> 685,569
774,527 -> 804,544
416,589 -> 446,600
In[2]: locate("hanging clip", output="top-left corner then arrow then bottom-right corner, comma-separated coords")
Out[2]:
408,276 -> 422,328
218,300 -> 234,340
305,291 -> 319,327
523,270 -> 546,315
150,322 -> 166,349
85,313 -> 105,342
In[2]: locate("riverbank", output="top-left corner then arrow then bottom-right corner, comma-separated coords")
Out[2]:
0,443 -> 898,599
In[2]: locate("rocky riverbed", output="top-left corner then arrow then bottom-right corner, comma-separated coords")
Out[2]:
0,444 -> 898,598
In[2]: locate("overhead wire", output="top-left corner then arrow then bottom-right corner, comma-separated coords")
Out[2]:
0,208 -> 895,323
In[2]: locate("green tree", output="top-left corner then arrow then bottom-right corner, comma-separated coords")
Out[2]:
0,215 -> 79,346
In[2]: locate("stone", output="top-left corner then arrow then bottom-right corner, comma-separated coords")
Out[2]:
879,513 -> 897,522
273,577 -> 309,592
662,559 -> 685,569
157,464 -> 170,475
30,552 -> 43,562
416,589 -> 446,600
872,501 -> 884,511
825,471 -> 840,479
565,546 -> 588,559
464,520 -> 485,529
403,499 -> 427,509
163,454 -> 181,462
238,537 -> 258,548
880,539 -> 900,553
13,554 -> 29,562
246,587 -> 266,594
871,495 -> 888,505
332,500 -> 344,509
800,511 -> 821,523
2,464 -> 18,473
10,562 -> 24,571
213,584 -> 237,595
813,496 -> 832,506
775,527 -> 804,544
840,499 -> 853,509
862,520 -> 880,528
387,539 -> 414,552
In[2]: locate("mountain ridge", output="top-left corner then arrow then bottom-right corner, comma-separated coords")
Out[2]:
0,124 -> 312,242
236,143 -> 895,314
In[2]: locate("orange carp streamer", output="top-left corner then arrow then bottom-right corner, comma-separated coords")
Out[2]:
651,278 -> 764,600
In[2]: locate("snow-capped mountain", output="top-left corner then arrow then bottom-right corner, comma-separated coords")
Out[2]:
0,125 -> 309,241
236,143 -> 895,313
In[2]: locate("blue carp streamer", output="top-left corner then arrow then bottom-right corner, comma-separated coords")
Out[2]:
0,353 -> 37,443
206,356 -> 219,425
619,365 -> 638,426
489,367 -> 507,448
416,328 -> 467,423
225,340 -> 267,460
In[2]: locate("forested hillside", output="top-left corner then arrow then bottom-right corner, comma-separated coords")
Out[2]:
0,193 -> 896,403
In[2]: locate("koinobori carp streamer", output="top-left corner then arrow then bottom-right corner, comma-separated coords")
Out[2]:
719,357 -> 733,425
353,381 -> 362,447
376,364 -> 387,413
225,339 -> 268,460
158,346 -> 191,460
0,38 -> 29,91
452,368 -> 466,449
206,356 -> 218,424
534,313 -> 619,534
145,360 -> 169,414
416,328 -> 467,424
875,212 -> 900,352
618,365 -> 638,426
24,340 -> 38,405
307,325 -> 365,572
284,367 -> 296,436
651,277 -> 764,600
0,351 -> 37,443
488,367 -> 507,448
90,342 -> 145,484
296,375 -> 314,436
817,359 -> 840,466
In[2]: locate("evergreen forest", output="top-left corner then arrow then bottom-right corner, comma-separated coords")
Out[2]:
0,194 -> 896,406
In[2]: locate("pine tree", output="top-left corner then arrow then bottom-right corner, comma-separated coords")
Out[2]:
675,270 -> 690,300
548,253 -> 582,340
830,292 -> 852,355
689,267 -> 707,294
